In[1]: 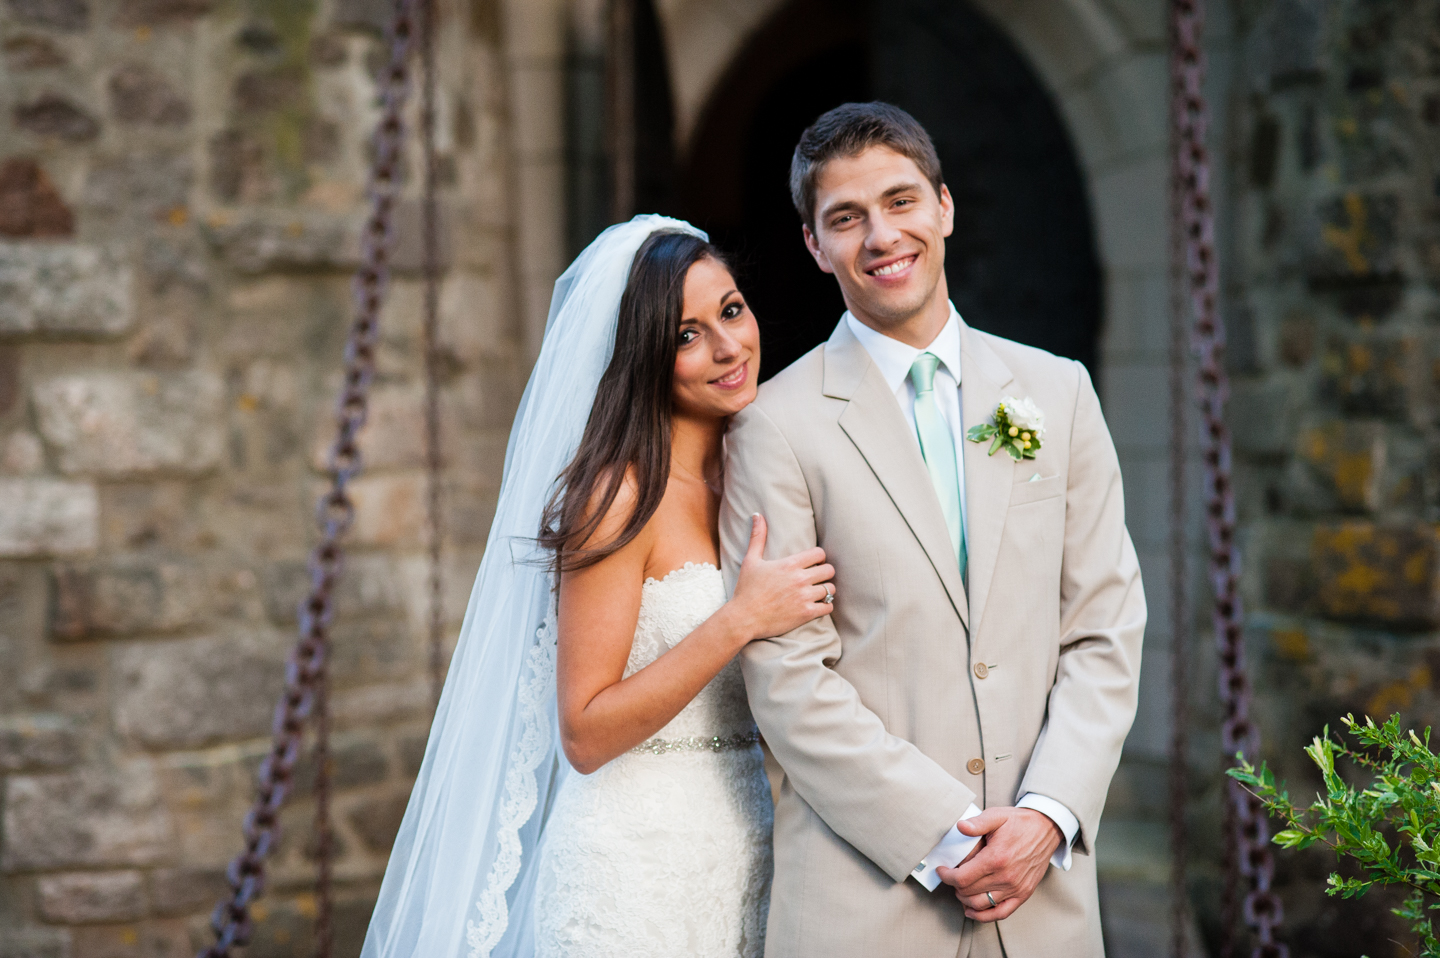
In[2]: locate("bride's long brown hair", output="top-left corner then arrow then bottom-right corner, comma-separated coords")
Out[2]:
538,230 -> 729,574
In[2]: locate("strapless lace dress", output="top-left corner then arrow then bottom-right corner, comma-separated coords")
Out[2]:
532,562 -> 773,958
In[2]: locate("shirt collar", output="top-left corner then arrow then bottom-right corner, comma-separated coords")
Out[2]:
844,303 -> 963,394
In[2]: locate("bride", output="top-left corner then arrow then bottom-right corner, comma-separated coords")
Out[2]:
360,216 -> 834,958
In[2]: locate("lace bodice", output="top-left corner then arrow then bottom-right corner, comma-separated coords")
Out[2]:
625,562 -> 756,743
532,560 -> 772,958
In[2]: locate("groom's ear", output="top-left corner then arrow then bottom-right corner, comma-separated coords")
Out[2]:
801,224 -> 835,275
938,184 -> 956,239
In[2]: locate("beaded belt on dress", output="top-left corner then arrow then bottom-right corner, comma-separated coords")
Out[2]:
630,729 -> 760,755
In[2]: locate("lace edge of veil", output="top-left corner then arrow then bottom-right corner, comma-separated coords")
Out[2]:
464,614 -> 559,958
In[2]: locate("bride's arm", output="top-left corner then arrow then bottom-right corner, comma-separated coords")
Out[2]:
557,486 -> 831,775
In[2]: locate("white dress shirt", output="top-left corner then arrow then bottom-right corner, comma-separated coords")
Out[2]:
843,307 -> 1078,890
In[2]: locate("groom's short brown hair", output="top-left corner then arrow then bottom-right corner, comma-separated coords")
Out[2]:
789,102 -> 944,229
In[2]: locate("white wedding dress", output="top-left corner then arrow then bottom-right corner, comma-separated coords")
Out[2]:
532,562 -> 774,958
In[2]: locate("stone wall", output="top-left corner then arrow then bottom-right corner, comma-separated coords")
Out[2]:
1223,0 -> 1440,953
0,1 -> 523,956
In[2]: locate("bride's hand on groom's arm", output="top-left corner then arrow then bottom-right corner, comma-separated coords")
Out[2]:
933,807 -> 1063,922
725,514 -> 835,641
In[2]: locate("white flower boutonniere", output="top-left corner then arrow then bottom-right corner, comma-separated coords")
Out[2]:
966,396 -> 1045,461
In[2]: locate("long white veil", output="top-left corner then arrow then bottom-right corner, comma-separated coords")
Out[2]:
360,215 -> 708,958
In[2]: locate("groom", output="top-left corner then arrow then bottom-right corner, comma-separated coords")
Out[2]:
720,103 -> 1145,957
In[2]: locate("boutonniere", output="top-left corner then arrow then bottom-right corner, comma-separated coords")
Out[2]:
966,396 -> 1045,461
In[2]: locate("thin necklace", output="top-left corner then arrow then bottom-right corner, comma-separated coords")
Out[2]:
671,460 -> 722,493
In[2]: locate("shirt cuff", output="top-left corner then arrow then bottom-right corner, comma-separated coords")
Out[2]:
1016,792 -> 1078,871
911,803 -> 983,891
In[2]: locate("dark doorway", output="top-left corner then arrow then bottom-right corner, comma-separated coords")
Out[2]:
680,0 -> 1102,381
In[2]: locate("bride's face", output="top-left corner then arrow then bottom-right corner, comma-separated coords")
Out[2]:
671,257 -> 760,420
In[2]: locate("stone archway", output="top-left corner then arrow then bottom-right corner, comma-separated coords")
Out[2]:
676,0 -> 1104,380
657,0 -> 1190,951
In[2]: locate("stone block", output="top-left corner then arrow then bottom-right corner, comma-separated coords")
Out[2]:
97,482 -> 199,551
1228,376 -> 1296,456
331,679 -> 428,727
0,159 -> 74,238
203,213 -> 360,275
3,431 -> 45,474
1312,522 -> 1440,628
388,200 -> 457,275
146,867 -> 226,917
37,871 -> 145,923
308,386 -> 425,472
49,558 -> 208,640
1295,420 -> 1385,511
1263,552 -> 1315,613
0,929 -> 71,958
1305,192 -> 1400,283
0,242 -> 132,335
346,792 -> 407,852
291,737 -> 388,796
113,0 -> 212,26
7,0 -> 90,30
1,765 -> 174,870
14,94 -> 99,141
0,479 -> 99,557
0,714 -> 80,771
1319,329 -> 1422,419
232,65 -> 304,116
112,633 -> 284,749
108,64 -> 191,127
207,128 -> 267,204
346,473 -> 425,547
396,733 -> 426,776
82,154 -> 192,226
333,0 -> 390,33
33,371 -> 223,477
440,272 -> 508,362
3,34 -> 68,70
330,616 -> 414,687
262,552 -> 406,625
1247,0 -> 1325,87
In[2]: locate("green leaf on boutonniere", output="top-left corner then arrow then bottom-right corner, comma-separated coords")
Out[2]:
1006,441 -> 1024,461
966,423 -> 997,443
989,435 -> 1003,456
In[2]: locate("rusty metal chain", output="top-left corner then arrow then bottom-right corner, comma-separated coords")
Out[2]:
198,2 -> 419,955
419,0 -> 445,709
1170,1 -> 1287,956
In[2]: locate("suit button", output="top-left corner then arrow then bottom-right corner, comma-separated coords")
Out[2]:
973,662 -> 989,679
966,758 -> 985,775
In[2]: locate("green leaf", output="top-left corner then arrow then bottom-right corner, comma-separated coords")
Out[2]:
1273,829 -> 1309,848
988,436 -> 1003,456
1005,442 -> 1023,461
966,424 -> 996,442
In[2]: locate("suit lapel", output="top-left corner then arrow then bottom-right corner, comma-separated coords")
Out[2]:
824,321 -> 969,629
959,323 -> 1017,637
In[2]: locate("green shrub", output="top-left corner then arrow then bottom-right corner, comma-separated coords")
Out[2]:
1228,714 -> 1440,958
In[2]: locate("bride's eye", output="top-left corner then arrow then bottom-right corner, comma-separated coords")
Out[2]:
679,328 -> 698,344
721,302 -> 744,320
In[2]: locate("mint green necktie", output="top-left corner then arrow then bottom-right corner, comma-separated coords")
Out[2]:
909,352 -> 967,579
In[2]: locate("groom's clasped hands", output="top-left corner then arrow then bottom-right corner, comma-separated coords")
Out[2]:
935,807 -> 1065,922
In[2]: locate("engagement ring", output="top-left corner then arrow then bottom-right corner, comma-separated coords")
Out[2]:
822,584 -> 835,604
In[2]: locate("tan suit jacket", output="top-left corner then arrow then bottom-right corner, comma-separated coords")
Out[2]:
719,317 -> 1145,958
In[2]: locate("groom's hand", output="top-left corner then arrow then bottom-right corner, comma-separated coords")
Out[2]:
934,807 -> 1062,922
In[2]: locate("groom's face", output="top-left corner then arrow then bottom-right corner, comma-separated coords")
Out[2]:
802,147 -> 954,332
